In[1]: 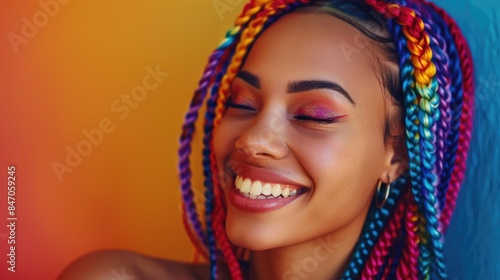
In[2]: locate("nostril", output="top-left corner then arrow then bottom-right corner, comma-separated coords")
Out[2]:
256,152 -> 272,157
236,145 -> 250,156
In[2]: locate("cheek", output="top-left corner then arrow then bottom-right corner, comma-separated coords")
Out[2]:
292,124 -> 383,209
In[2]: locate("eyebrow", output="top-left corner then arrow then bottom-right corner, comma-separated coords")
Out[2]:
235,70 -> 356,106
236,71 -> 261,89
287,80 -> 356,106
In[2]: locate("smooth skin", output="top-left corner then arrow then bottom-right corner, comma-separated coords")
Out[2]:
57,249 -> 218,280
59,11 -> 406,280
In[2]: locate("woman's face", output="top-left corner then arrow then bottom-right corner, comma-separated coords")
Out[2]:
213,12 -> 403,250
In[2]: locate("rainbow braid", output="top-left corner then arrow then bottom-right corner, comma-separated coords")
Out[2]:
405,1 -> 466,236
178,0 -> 474,279
412,2 -> 452,211
394,19 -> 434,280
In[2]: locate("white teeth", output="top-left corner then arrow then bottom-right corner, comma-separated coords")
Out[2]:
262,183 -> 273,196
235,176 -> 243,189
235,175 -> 304,199
282,188 -> 290,198
271,184 -> 282,197
240,178 -> 252,194
250,181 -> 263,196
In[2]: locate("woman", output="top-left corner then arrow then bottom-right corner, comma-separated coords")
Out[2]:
59,0 -> 474,279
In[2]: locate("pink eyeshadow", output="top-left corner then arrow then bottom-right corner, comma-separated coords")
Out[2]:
296,105 -> 337,119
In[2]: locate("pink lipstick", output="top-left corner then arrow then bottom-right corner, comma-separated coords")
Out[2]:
226,164 -> 309,213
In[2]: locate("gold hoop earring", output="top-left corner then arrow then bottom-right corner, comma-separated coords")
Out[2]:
375,178 -> 391,209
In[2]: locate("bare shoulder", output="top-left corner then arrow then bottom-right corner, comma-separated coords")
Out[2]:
57,249 -> 210,280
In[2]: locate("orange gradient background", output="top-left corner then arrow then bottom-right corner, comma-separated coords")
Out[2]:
0,0 -> 245,279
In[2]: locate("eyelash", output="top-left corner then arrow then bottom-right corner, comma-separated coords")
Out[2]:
293,115 -> 338,124
226,100 -> 255,111
226,100 -> 339,125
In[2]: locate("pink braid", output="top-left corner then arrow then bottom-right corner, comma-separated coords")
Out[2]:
362,191 -> 405,280
397,190 -> 420,280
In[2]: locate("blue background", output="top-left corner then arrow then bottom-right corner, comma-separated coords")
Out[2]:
434,0 -> 500,279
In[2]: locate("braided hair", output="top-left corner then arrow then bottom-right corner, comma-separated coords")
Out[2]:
178,0 -> 474,279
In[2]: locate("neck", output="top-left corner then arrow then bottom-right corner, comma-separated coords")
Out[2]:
247,215 -> 367,280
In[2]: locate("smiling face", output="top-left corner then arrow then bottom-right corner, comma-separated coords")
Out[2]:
213,12 -> 405,251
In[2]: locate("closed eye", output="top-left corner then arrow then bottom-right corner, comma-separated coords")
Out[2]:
293,115 -> 342,124
226,100 -> 255,111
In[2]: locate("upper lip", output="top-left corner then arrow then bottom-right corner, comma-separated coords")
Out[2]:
227,162 -> 309,189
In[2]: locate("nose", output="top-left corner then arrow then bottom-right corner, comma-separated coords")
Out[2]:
234,116 -> 289,160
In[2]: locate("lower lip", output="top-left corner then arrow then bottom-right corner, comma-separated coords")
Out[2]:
228,184 -> 303,213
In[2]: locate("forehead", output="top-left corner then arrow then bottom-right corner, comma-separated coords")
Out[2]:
241,12 -> 381,92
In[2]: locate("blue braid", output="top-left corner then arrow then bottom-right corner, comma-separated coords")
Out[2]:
377,201 -> 406,280
390,221 -> 405,278
341,177 -> 405,279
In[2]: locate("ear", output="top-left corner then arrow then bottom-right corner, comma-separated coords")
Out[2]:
379,139 -> 408,184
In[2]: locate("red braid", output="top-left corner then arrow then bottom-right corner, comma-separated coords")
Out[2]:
212,192 -> 243,279
211,146 -> 242,280
397,190 -> 420,280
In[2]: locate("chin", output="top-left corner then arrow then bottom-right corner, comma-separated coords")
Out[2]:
226,230 -> 275,251
225,211 -> 292,251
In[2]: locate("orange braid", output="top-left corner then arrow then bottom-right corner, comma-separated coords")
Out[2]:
365,1 -> 436,87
